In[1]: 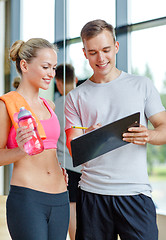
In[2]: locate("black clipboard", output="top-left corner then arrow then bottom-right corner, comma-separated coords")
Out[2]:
71,112 -> 140,167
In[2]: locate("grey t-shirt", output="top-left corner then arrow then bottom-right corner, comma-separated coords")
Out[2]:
65,71 -> 165,196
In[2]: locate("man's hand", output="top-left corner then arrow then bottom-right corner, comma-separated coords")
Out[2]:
85,123 -> 102,134
123,125 -> 149,145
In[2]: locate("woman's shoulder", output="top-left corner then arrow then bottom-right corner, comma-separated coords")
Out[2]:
41,98 -> 55,111
0,100 -> 12,142
0,99 -> 9,115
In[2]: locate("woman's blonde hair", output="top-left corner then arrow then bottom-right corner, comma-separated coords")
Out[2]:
9,38 -> 57,75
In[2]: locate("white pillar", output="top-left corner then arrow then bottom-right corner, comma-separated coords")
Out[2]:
0,0 -> 5,96
0,0 -> 6,195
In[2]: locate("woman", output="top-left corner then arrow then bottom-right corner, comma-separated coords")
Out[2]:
0,38 -> 69,240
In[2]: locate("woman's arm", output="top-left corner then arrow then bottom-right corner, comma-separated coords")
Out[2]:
0,100 -> 28,166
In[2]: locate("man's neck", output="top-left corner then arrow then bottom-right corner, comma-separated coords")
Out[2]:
90,68 -> 121,84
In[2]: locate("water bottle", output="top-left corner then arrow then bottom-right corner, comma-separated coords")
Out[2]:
17,107 -> 44,155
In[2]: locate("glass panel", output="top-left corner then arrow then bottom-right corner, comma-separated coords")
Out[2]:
0,1 -> 5,194
67,42 -> 93,80
131,26 -> 166,92
130,0 -> 166,24
0,0 -> 5,95
21,0 -> 55,42
131,26 -> 166,212
67,0 -> 115,39
21,0 -> 55,101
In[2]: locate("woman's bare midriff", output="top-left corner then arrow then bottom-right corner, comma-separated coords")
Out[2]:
10,149 -> 67,194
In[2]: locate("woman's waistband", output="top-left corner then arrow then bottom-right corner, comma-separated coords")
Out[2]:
9,185 -> 69,206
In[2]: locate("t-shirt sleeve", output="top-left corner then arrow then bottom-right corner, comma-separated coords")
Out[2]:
145,78 -> 165,119
65,92 -> 82,130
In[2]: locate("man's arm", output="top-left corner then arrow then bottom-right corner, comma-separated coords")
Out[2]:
66,128 -> 84,156
65,123 -> 102,156
123,111 -> 166,145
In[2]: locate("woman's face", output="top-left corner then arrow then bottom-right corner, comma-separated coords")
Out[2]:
23,48 -> 57,90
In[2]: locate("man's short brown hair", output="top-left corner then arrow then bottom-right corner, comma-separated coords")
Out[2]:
80,19 -> 116,43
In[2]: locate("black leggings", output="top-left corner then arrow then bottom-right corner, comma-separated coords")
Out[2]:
6,185 -> 70,240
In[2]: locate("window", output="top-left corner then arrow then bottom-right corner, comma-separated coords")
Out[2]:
66,0 -> 115,80
131,26 -> 166,93
130,0 -> 166,24
131,24 -> 166,213
21,0 -> 55,42
21,0 -> 56,100
67,42 -> 93,80
67,0 -> 115,39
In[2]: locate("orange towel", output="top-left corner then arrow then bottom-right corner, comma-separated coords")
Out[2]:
0,91 -> 46,139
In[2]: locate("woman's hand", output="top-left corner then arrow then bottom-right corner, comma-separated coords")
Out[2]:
16,126 -> 34,152
61,167 -> 69,186
123,125 -> 149,145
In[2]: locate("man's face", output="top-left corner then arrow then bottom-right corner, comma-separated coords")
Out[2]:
83,30 -> 119,78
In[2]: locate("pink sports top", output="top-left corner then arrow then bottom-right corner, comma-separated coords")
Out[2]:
7,98 -> 60,150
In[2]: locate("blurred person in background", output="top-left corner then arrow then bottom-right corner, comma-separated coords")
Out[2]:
55,63 -> 82,240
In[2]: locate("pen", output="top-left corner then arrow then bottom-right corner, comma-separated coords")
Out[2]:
71,126 -> 88,130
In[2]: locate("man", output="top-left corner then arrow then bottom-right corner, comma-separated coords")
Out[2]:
55,63 -> 82,240
65,19 -> 166,240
